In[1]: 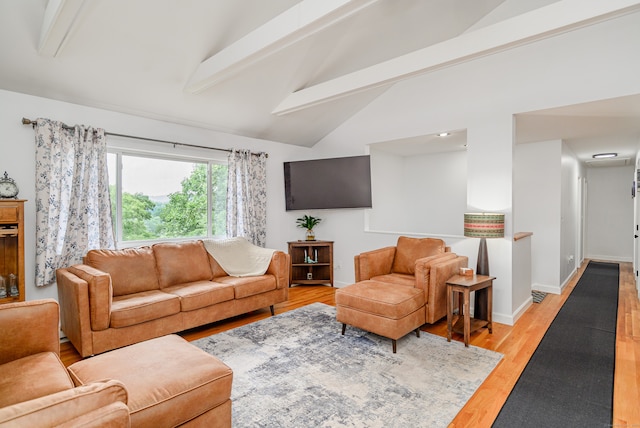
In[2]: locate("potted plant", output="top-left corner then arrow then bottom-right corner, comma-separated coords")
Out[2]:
296,215 -> 322,241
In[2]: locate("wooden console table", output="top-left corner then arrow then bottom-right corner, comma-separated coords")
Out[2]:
446,274 -> 495,347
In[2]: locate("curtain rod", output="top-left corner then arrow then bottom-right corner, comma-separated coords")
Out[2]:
21,118 -> 268,158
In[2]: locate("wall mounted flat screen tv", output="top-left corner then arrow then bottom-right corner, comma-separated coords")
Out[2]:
284,155 -> 372,211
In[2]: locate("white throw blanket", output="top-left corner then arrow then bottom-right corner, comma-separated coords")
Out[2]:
202,237 -> 275,277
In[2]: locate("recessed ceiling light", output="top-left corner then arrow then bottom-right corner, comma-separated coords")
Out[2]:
437,132 -> 450,137
592,153 -> 618,159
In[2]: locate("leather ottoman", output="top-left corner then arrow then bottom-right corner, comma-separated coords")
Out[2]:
67,334 -> 233,427
336,280 -> 426,353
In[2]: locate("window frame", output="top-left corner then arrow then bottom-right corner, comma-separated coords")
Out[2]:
107,140 -> 228,248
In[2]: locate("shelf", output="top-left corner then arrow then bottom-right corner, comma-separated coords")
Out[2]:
452,317 -> 489,335
0,200 -> 25,303
291,263 -> 330,267
288,240 -> 334,287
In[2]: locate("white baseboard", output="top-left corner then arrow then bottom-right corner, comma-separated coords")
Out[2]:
493,296 -> 532,327
333,281 -> 350,288
586,255 -> 632,263
531,283 -> 561,295
512,296 -> 533,325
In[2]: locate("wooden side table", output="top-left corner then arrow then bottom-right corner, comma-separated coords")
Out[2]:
446,274 -> 495,347
287,241 -> 334,287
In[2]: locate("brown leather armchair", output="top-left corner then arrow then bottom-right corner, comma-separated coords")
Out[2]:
0,299 -> 130,427
354,236 -> 468,324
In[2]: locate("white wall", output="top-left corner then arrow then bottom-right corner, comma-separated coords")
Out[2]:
0,89 -> 311,302
585,165 -> 634,262
313,9 -> 640,322
514,140 -> 561,292
367,151 -> 409,232
635,155 -> 640,299
368,149 -> 466,235
560,144 -> 581,284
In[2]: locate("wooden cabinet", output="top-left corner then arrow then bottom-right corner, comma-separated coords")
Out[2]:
288,241 -> 333,287
0,200 -> 26,303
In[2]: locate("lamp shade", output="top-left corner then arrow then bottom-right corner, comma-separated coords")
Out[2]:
464,213 -> 504,238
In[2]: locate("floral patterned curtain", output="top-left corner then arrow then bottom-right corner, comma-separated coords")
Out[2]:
226,149 -> 267,247
34,118 -> 115,287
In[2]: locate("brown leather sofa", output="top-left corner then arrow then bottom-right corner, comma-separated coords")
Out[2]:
0,299 -> 130,427
56,240 -> 289,357
353,236 -> 468,324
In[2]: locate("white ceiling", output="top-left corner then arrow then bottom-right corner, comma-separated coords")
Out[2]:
1,0 -> 639,163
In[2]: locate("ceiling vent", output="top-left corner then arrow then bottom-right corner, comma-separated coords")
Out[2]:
584,157 -> 631,167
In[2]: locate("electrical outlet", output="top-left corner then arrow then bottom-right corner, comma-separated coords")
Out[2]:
307,272 -> 313,280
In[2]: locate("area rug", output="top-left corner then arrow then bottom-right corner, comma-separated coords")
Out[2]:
493,261 -> 619,427
194,303 -> 503,427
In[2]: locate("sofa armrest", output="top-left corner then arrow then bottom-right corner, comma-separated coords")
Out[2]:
0,300 -> 60,365
57,401 -> 130,428
56,267 -> 102,358
414,252 -> 458,292
0,380 -> 129,428
265,251 -> 290,289
354,246 -> 396,282
428,255 -> 469,323
65,264 -> 113,331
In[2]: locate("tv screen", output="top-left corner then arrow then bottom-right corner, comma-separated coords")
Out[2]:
284,155 -> 372,211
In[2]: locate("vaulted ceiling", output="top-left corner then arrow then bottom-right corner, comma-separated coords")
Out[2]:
1,0 -> 640,160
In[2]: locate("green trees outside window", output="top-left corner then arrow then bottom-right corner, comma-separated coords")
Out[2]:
108,153 -> 227,242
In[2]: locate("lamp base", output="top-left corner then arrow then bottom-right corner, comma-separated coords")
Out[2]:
474,238 -> 490,321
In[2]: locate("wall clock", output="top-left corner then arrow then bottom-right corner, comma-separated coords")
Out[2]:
0,171 -> 19,199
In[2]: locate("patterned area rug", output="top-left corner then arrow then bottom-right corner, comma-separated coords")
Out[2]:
194,303 -> 503,427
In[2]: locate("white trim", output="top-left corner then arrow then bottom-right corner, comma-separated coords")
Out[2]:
532,282 -> 562,295
585,255 -> 633,263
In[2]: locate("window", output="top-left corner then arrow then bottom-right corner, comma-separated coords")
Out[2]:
107,151 -> 227,245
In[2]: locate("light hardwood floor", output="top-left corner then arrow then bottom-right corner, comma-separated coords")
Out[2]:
60,260 -> 640,427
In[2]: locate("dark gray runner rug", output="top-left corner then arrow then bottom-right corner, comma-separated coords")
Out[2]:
493,261 -> 619,427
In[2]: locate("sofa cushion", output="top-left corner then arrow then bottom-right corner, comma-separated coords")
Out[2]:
110,290 -> 181,328
208,253 -> 230,278
163,281 -> 235,312
154,241 -> 213,288
0,352 -> 74,408
214,275 -> 276,299
371,273 -> 415,287
391,237 -> 445,275
335,280 -> 425,320
85,246 -> 160,296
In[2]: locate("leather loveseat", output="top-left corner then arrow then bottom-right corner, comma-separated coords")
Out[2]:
56,239 -> 289,357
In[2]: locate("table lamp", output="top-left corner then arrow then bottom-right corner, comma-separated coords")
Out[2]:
463,212 -> 504,320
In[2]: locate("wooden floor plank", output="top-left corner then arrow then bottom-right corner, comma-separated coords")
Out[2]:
59,261 -> 640,426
